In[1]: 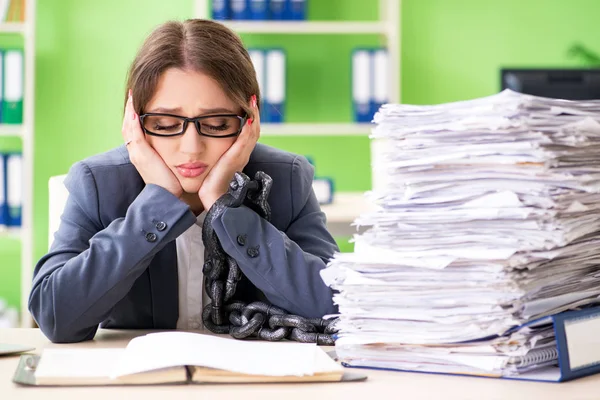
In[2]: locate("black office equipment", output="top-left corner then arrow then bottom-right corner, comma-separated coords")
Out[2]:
501,69 -> 600,100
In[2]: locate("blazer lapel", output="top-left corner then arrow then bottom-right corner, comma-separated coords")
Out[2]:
148,241 -> 179,328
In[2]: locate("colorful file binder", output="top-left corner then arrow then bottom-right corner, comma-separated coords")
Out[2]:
230,0 -> 249,20
249,0 -> 267,20
352,49 -> 372,123
6,152 -> 21,227
2,49 -> 23,124
269,0 -> 286,20
265,48 -> 286,123
287,0 -> 306,20
0,153 -> 5,228
248,49 -> 266,120
371,48 -> 388,118
211,0 -> 229,20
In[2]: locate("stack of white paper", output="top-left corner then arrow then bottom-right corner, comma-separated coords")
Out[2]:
322,89 -> 600,377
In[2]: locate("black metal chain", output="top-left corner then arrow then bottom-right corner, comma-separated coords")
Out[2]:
201,171 -> 338,345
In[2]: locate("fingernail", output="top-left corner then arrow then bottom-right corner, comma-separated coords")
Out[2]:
247,118 -> 253,126
128,89 -> 131,97
132,112 -> 137,121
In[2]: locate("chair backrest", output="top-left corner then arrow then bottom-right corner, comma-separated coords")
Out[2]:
48,174 -> 68,249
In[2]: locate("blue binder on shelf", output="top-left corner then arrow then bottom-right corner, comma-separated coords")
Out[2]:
230,0 -> 249,20
212,0 -> 229,20
371,48 -> 388,118
265,48 -> 286,123
6,152 -> 21,227
249,0 -> 267,20
0,153 -> 6,228
269,0 -> 286,20
352,48 -> 373,123
341,306 -> 600,382
248,48 -> 266,120
287,0 -> 306,20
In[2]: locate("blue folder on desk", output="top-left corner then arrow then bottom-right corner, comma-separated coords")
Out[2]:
341,306 -> 600,382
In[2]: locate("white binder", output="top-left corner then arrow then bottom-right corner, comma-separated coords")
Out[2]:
6,153 -> 21,226
371,48 -> 388,118
352,49 -> 372,122
265,49 -> 286,123
248,49 -> 266,120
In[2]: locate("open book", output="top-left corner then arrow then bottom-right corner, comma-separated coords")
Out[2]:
13,332 -> 366,386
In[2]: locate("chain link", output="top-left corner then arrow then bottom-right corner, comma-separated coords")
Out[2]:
201,171 -> 338,345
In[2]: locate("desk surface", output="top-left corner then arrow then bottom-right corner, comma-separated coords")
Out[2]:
2,329 -> 600,400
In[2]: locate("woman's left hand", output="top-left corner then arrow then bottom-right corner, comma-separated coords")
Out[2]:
198,95 -> 260,211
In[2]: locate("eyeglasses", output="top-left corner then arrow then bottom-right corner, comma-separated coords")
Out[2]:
139,113 -> 248,138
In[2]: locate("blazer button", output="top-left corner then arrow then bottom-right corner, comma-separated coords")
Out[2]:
155,221 -> 167,231
247,246 -> 259,258
237,234 -> 247,246
145,232 -> 157,242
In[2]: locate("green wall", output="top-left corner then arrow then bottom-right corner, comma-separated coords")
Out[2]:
2,0 -> 600,311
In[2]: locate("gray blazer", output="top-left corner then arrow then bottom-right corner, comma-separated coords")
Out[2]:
29,143 -> 339,343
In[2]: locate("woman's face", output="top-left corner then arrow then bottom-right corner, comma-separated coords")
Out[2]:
143,68 -> 240,195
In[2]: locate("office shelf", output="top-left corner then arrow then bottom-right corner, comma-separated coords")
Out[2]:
260,123 -> 372,136
218,21 -> 387,34
4,2 -> 36,328
0,124 -> 24,137
0,22 -> 26,34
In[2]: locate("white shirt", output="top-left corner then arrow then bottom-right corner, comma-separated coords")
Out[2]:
176,211 -> 210,330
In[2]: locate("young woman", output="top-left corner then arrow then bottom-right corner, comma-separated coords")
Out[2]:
29,19 -> 338,343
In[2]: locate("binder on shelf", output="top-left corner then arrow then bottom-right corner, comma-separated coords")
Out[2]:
248,48 -> 266,120
230,0 -> 249,20
352,49 -> 372,123
211,0 -> 229,20
6,152 -> 21,227
265,48 -> 286,123
269,0 -> 286,20
2,49 -> 23,124
287,0 -> 306,20
313,178 -> 334,205
0,50 -> 3,123
249,0 -> 267,20
0,0 -> 10,23
371,48 -> 388,118
0,153 -> 6,228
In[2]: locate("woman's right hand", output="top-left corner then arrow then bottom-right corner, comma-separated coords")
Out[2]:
121,90 -> 183,198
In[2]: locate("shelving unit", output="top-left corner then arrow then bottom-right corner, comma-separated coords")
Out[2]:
195,0 -> 400,233
215,21 -> 388,34
260,123 -> 372,136
0,1 -> 36,327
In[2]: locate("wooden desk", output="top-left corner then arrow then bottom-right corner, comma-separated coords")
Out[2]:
1,329 -> 600,400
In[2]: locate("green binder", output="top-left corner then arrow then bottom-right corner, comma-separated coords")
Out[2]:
2,49 -> 23,124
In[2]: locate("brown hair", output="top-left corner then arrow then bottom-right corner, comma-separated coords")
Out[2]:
125,19 -> 259,118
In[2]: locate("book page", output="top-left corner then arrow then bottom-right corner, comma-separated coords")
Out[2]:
35,349 -> 124,379
111,332 -> 319,378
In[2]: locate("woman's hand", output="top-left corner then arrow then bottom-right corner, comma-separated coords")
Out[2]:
122,90 -> 183,198
198,95 -> 260,210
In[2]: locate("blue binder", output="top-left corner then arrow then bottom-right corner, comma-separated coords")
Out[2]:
212,0 -> 229,20
287,0 -> 306,20
269,0 -> 286,20
248,48 -> 266,121
249,0 -> 267,20
341,306 -> 600,382
230,0 -> 249,20
352,48 -> 373,123
264,48 -> 286,123
0,153 -> 6,228
5,152 -> 21,227
370,48 -> 388,119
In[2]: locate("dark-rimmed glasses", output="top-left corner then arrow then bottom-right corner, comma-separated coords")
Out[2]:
139,113 -> 248,138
